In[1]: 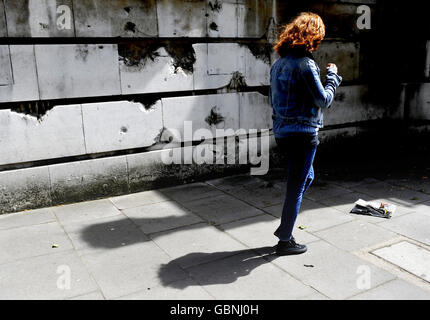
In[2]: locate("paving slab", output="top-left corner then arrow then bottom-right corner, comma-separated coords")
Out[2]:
206,174 -> 263,191
0,207 -> 56,231
0,250 -> 98,300
267,241 -> 396,300
294,206 -> 355,233
314,220 -> 398,252
303,183 -> 354,202
52,199 -> 122,225
79,241 -> 188,300
184,250 -> 317,300
159,182 -> 225,204
110,190 -> 170,210
62,215 -> 149,253
122,201 -> 203,235
220,214 -> 319,252
151,223 -> 247,269
0,222 -> 73,265
224,181 -> 285,209
372,241 -> 430,283
263,198 -> 322,218
316,191 -> 417,221
180,194 -> 265,225
377,212 -> 430,246
350,278 -> 430,300
116,278 -> 214,300
352,181 -> 430,204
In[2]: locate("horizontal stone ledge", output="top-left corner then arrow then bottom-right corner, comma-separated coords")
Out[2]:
0,133 -> 277,214
2,0 -> 275,38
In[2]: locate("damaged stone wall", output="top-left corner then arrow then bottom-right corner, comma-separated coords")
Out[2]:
0,0 -> 428,214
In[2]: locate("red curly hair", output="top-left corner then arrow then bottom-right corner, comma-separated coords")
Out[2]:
274,12 -> 325,56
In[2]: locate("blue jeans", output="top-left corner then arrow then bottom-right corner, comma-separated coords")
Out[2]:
274,134 -> 318,241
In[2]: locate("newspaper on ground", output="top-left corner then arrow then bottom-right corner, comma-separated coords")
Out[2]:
350,199 -> 396,219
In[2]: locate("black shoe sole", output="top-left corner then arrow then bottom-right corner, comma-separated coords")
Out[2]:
275,247 -> 307,256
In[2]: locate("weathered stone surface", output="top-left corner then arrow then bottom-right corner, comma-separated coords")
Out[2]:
237,0 -> 274,38
0,46 -> 13,86
80,241 -> 188,299
350,279 -> 430,300
313,41 -> 360,82
81,100 -> 163,154
49,156 -> 129,204
5,0 -> 75,37
0,250 -> 99,300
208,43 -> 245,75
193,43 -> 238,90
0,167 -> 52,214
410,83 -> 430,119
151,223 -> 247,268
74,0 -> 157,37
0,0 -> 6,37
0,105 -> 86,166
157,0 -> 206,37
162,93 -> 240,142
185,250 -> 316,300
372,241 -> 430,283
0,45 -> 39,102
119,47 -> 193,95
324,85 -> 388,126
53,198 -> 122,225
35,44 -> 121,100
123,200 -> 203,234
0,222 -> 73,264
239,92 -> 272,131
206,0 -> 238,37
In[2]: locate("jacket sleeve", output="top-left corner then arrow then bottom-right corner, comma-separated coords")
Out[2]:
300,58 -> 342,109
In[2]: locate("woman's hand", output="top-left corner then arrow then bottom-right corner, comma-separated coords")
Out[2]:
326,63 -> 338,74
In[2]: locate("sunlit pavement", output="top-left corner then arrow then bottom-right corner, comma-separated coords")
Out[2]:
1,173 -> 430,300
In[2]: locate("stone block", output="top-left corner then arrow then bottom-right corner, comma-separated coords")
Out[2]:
0,105 -> 86,166
157,0 -> 206,37
0,46 -> 13,86
237,0 -> 274,38
35,44 -> 121,100
81,100 -> 163,154
239,92 -> 272,131
5,0 -> 75,37
324,85 -> 388,126
206,0 -> 238,37
119,46 -> 193,95
0,45 -> 39,102
74,0 -> 157,37
49,156 -> 129,204
0,0 -> 6,37
162,93 -> 240,142
0,166 -> 52,214
313,41 -> 360,82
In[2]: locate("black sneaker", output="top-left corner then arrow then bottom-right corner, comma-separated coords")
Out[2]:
275,237 -> 307,256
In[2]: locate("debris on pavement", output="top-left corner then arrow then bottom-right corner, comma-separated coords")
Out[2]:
350,199 -> 396,219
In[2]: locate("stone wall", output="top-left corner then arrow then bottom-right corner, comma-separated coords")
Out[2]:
0,0 -> 427,214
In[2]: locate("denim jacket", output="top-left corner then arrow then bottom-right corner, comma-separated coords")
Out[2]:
270,52 -> 342,137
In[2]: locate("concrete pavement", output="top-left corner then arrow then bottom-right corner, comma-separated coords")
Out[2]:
1,173 -> 430,300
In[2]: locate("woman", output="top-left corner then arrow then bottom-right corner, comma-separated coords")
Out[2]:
270,12 -> 342,256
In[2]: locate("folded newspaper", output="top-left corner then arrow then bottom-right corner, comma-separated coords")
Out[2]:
350,199 -> 396,219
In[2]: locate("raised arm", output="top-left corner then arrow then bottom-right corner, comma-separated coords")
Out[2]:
299,58 -> 342,109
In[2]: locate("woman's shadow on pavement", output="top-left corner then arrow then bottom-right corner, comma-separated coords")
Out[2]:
157,246 -> 279,289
